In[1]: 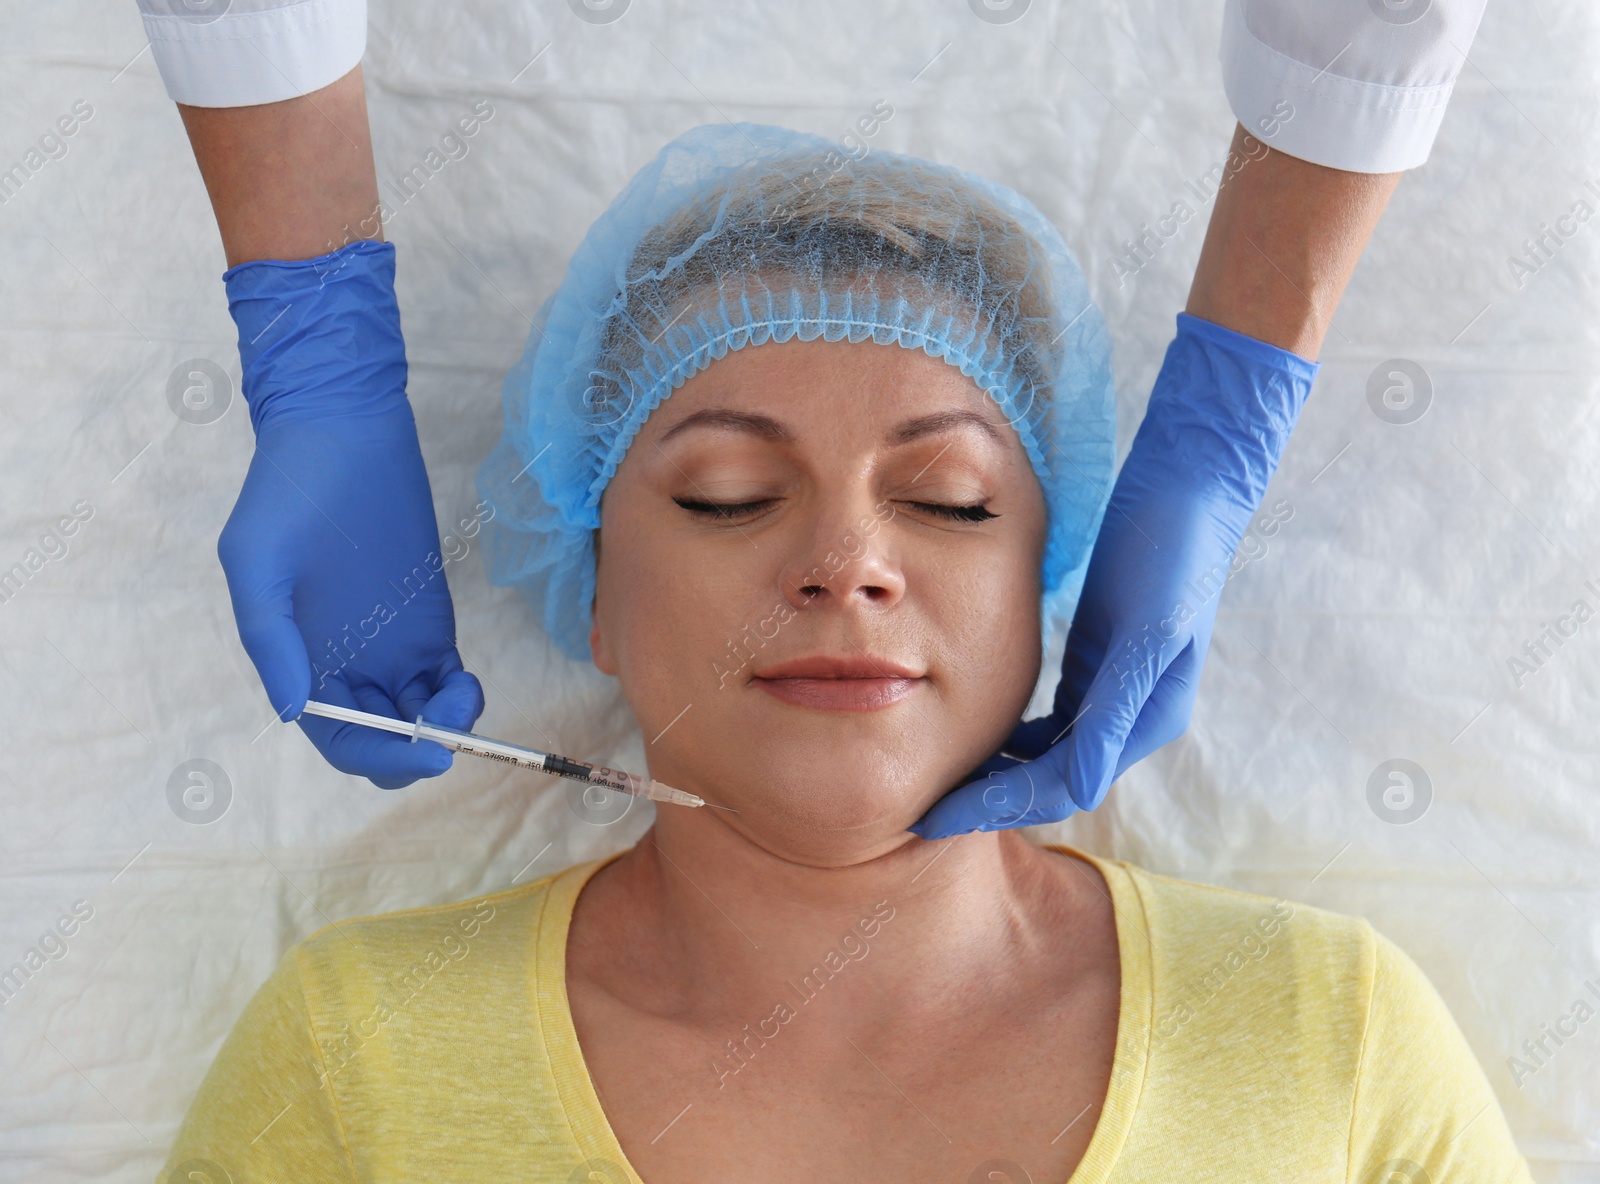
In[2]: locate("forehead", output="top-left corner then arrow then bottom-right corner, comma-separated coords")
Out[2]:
644,337 -> 1016,444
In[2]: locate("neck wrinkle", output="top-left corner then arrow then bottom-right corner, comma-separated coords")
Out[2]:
599,812 -> 1068,1025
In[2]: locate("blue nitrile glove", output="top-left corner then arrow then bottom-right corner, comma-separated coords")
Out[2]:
911,312 -> 1319,838
217,239 -> 484,789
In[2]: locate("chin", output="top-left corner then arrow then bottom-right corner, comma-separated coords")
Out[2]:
705,737 -> 959,845
633,678 -> 1019,846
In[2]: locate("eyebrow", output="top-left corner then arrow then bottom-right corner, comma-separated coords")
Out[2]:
888,409 -> 1004,446
656,406 -> 1004,447
657,408 -> 792,444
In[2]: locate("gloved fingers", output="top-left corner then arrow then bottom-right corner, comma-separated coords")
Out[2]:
230,598 -> 312,724
389,650 -> 483,728
1054,631 -> 1173,811
908,748 -> 1079,840
297,680 -> 454,790
415,668 -> 485,732
1049,616 -> 1113,735
921,623 -> 1181,836
1000,714 -> 1066,763
392,671 -> 441,727
958,748 -> 1029,787
1109,636 -> 1206,781
997,637 -> 1115,765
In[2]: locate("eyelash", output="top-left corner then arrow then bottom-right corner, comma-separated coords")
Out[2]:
672,497 -> 998,523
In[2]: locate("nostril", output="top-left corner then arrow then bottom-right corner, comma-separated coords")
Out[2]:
797,584 -> 825,601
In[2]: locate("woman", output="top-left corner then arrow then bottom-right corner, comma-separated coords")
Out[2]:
160,123 -> 1530,1183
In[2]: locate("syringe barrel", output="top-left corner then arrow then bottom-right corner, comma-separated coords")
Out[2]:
410,718 -> 692,803
530,754 -> 698,806
447,738 -> 547,772
413,721 -> 549,773
544,754 -> 640,796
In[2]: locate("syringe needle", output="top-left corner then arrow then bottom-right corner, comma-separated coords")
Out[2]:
299,700 -> 703,808
642,781 -> 705,808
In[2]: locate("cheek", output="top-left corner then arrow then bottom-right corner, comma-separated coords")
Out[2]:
913,500 -> 1044,728
930,546 -> 1041,703
595,504 -> 774,714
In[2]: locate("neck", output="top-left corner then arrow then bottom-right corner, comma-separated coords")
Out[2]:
581,808 -> 1077,1030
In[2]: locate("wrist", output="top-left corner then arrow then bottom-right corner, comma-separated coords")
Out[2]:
1183,124 -> 1400,360
180,66 -> 381,270
1171,312 -> 1320,380
1128,313 -> 1320,510
225,239 -> 409,433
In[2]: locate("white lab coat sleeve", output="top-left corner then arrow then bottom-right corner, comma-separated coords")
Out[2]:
134,0 -> 366,108
1220,0 -> 1489,173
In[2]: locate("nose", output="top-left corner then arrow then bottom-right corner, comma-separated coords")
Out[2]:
778,492 -> 905,614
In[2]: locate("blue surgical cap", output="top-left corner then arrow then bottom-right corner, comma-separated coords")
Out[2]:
477,121 -> 1116,662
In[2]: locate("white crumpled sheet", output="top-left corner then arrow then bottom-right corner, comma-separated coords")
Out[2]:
1,0 -> 1596,1179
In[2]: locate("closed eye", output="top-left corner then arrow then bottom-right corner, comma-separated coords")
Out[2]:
673,497 -> 997,523
909,501 -> 999,522
673,496 -> 777,519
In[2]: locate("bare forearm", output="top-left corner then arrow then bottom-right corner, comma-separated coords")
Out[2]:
178,65 -> 381,268
1185,123 -> 1401,361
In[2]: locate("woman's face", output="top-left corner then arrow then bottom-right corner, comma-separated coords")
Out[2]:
590,337 -> 1047,864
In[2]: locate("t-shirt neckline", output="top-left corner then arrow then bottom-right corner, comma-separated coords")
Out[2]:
531,842 -> 1152,1183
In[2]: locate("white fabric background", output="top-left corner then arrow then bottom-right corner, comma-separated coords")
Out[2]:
1,1 -> 1596,1179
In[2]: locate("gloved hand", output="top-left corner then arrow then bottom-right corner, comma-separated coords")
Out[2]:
218,239 -> 484,789
911,312 -> 1319,838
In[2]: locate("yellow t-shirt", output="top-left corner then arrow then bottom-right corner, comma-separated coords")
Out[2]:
157,845 -> 1534,1183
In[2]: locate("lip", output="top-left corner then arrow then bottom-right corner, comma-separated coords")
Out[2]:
750,654 -> 924,713
752,655 -> 921,680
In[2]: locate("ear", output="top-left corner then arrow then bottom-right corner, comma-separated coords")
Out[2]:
589,530 -> 616,675
589,615 -> 615,675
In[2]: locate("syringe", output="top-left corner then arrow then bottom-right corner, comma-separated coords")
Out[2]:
300,700 -> 703,808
